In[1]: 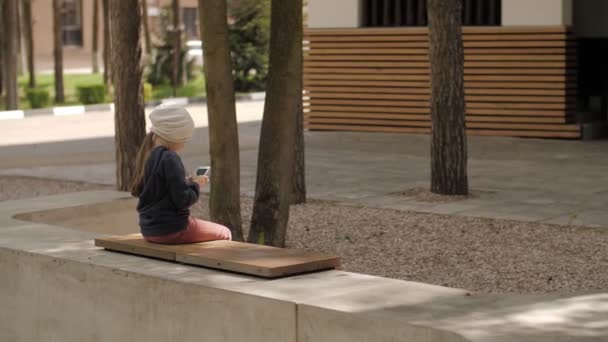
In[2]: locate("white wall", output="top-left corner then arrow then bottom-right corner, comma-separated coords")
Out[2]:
574,0 -> 608,38
308,0 -> 361,28
502,0 -> 572,26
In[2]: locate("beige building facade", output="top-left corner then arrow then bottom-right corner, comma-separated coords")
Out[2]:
303,0 -> 608,139
30,0 -> 199,71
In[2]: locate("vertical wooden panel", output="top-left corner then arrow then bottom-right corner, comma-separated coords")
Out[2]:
404,0 -> 415,26
371,0 -> 379,26
463,0 -> 473,25
417,0 -> 427,26
383,0 -> 391,26
475,0 -> 486,25
395,0 -> 403,26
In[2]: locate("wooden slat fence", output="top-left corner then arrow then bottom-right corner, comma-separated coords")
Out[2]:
303,26 -> 580,139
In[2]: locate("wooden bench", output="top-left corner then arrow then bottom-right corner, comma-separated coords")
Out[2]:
95,234 -> 341,278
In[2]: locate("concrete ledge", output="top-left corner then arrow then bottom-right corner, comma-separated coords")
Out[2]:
1,191 -> 606,342
0,92 -> 267,120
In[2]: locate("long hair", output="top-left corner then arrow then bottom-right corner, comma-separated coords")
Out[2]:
130,132 -> 156,197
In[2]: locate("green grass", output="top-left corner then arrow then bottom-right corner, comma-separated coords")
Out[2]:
1,73 -> 206,110
151,75 -> 206,100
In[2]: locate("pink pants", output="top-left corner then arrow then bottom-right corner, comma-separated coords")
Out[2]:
144,217 -> 232,244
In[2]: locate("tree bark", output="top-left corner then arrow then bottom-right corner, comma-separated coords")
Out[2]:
171,0 -> 181,96
16,0 -> 24,76
2,0 -> 19,109
427,0 -> 468,195
22,0 -> 35,87
198,0 -> 244,241
110,0 -> 146,191
249,0 -> 302,247
291,10 -> 305,205
92,0 -> 100,73
141,0 -> 152,55
52,0 -> 64,103
102,0 -> 111,90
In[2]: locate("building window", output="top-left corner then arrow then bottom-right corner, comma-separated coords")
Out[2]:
62,0 -> 83,46
361,0 -> 501,27
182,7 -> 200,40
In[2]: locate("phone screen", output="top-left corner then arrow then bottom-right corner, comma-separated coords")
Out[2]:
196,167 -> 209,176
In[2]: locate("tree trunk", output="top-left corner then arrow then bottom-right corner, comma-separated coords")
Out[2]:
102,0 -> 111,91
110,0 -> 146,191
52,0 -> 64,103
141,0 -> 152,55
291,10 -> 305,205
0,12 -> 3,96
172,0 -> 181,96
248,0 -> 302,247
198,0 -> 244,241
22,0 -> 35,87
427,0 -> 468,195
92,0 -> 100,73
15,0 -> 24,76
2,0 -> 19,109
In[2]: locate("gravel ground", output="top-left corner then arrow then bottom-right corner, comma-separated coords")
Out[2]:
3,176 -> 607,294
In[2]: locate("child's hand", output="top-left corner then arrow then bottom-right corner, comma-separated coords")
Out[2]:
191,175 -> 209,187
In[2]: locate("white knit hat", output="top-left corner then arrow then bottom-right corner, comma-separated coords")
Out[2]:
149,105 -> 195,143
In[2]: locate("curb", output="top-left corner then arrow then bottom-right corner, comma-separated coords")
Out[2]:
0,92 -> 266,120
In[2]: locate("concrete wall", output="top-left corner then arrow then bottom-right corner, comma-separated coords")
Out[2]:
0,249 -> 297,342
502,0 -> 572,26
307,0 -> 361,28
574,0 -> 608,38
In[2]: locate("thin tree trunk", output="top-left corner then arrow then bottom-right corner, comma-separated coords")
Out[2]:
198,0 -> 244,241
52,0 -> 64,103
427,0 -> 468,195
110,0 -> 146,191
171,0 -> 181,96
16,0 -> 24,76
92,0 -> 100,73
22,0 -> 35,87
102,0 -> 111,90
141,0 -> 152,55
249,0 -> 302,247
3,0 -> 19,109
291,10 -> 305,205
0,12 -> 3,96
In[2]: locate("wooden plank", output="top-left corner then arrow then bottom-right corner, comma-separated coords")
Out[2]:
306,112 -> 567,124
465,95 -> 571,103
306,67 -> 571,76
304,61 -> 430,67
305,55 -> 429,61
468,129 -> 580,138
95,234 -> 176,261
464,41 -> 571,48
306,124 -> 580,139
464,75 -> 574,82
467,102 -> 568,110
308,92 -> 430,100
464,48 -> 570,55
304,26 -> 569,36
304,68 -> 429,75
465,81 -> 571,89
467,122 -> 580,131
307,42 -> 429,49
305,86 -> 431,94
176,240 -> 341,278
307,105 -> 431,114
304,80 -> 430,87
96,235 -> 341,278
308,99 -> 429,107
308,92 -> 570,103
304,74 -> 429,81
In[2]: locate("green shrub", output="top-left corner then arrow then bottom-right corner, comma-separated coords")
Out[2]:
228,0 -> 270,92
143,83 -> 153,102
25,87 -> 50,109
76,84 -> 106,104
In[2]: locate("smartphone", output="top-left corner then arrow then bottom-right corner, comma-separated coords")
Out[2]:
196,166 -> 211,177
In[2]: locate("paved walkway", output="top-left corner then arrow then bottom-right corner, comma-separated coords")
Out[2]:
1,101 -> 607,228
